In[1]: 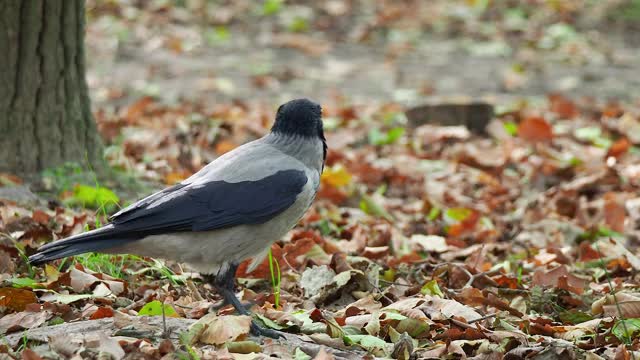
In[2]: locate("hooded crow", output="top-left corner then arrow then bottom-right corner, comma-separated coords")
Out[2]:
29,98 -> 326,337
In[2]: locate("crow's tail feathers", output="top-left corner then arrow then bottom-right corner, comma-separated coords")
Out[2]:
28,225 -> 135,265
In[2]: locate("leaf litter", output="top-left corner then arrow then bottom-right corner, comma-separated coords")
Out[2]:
5,96 -> 639,359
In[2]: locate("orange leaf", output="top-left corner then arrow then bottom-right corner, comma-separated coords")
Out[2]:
548,94 -> 578,119
493,275 -> 519,289
20,349 -> 43,360
388,253 -> 423,268
124,96 -> 154,123
578,241 -> 602,262
603,192 -> 626,233
0,288 -> 38,312
447,210 -> 480,237
606,138 -> 630,159
90,307 -> 114,320
164,171 -> 190,185
317,185 -> 348,205
32,210 -> 51,225
215,140 -> 238,155
518,116 -> 553,142
531,265 -> 588,295
0,172 -> 23,185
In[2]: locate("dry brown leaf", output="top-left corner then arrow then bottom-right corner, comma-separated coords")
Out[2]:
90,306 -> 115,320
0,250 -> 15,273
592,293 -> 640,318
313,348 -> 336,360
0,288 -> 38,312
419,296 -> 482,322
69,267 -> 101,293
271,34 -> 331,56
531,265 -> 589,295
215,140 -> 238,155
20,349 -> 43,360
31,210 -> 51,225
98,333 -> 125,360
548,94 -> 578,119
0,310 -> 49,335
603,193 -> 626,233
518,116 -> 553,142
555,318 -> 611,341
607,138 -> 630,158
335,295 -> 382,318
124,96 -> 155,123
594,238 -> 640,270
195,313 -> 252,345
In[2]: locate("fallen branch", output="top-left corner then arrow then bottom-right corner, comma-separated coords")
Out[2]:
4,316 -> 196,348
4,317 -> 367,359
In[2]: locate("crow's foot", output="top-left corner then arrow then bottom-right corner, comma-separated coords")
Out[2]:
250,320 -> 285,339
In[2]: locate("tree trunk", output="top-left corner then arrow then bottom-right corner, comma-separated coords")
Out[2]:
0,0 -> 103,176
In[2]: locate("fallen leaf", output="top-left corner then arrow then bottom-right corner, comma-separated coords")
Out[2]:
138,300 -> 180,318
38,292 -> 94,305
321,165 -> 352,187
20,349 -> 43,360
0,288 -> 37,312
31,210 -> 51,225
607,138 -> 630,158
215,140 -> 238,155
548,94 -> 578,119
531,265 -> 589,295
344,334 -> 390,356
419,296 -> 482,322
300,265 -> 336,298
313,348 -> 336,360
69,267 -> 100,293
594,238 -> 640,270
90,306 -> 115,320
225,341 -> 262,354
411,234 -> 449,253
603,193 -> 626,233
0,310 -> 49,334
194,313 -> 252,345
124,96 -> 155,122
592,293 -> 640,318
518,116 -> 553,142
98,333 -> 125,360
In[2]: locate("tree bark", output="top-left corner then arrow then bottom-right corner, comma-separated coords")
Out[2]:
0,0 -> 102,176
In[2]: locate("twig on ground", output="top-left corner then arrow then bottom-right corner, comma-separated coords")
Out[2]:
186,279 -> 204,301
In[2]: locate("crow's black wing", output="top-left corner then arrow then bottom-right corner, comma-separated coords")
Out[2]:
111,169 -> 308,234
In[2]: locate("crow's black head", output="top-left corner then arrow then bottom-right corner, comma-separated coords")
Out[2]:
271,98 -> 324,140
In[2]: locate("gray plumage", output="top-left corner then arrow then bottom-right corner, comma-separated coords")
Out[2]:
29,99 -> 326,276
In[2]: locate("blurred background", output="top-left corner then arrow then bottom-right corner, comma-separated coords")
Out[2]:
86,0 -> 640,108
82,0 -> 640,185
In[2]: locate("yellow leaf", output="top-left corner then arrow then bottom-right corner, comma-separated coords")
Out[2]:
321,165 -> 352,187
45,264 -> 60,283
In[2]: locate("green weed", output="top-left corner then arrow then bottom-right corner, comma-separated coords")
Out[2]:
368,127 -> 405,146
178,325 -> 203,360
267,248 -> 281,308
72,253 -> 133,279
128,258 -> 186,285
594,242 -> 633,346
261,0 -> 283,16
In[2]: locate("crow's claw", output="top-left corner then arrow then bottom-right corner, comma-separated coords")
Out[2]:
250,320 -> 285,339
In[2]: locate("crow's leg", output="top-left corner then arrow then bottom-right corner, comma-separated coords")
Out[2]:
208,261 -> 283,339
